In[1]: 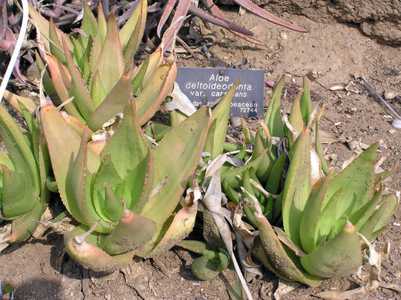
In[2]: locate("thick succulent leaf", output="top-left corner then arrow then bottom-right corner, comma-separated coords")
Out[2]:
0,106 -> 39,218
3,91 -> 36,114
96,4 -> 107,41
252,128 -> 268,159
65,130 -> 113,233
143,48 -> 163,83
281,130 -> 311,247
170,110 -> 188,127
132,57 -> 149,95
29,4 -> 72,51
87,73 -> 133,130
248,201 -> 320,287
205,83 -> 237,159
299,174 -> 333,253
121,0 -> 147,64
89,30 -> 104,79
81,2 -> 98,38
92,158 -> 124,223
148,122 -> 171,142
0,152 -> 13,170
191,251 -> 230,281
94,14 -> 124,96
265,152 -> 286,194
136,63 -> 177,126
90,71 -> 107,106
100,210 -> 156,255
359,194 -> 398,241
8,200 -> 46,242
353,188 -> 382,231
40,103 -> 99,214
64,226 -> 134,272
265,76 -> 285,137
300,224 -> 362,278
62,37 -> 95,119
316,144 -> 378,239
101,102 -> 148,179
1,168 -> 36,219
45,55 -> 84,120
141,107 -> 210,227
49,21 -> 66,64
314,117 -> 329,175
147,199 -> 198,256
288,91 -> 305,135
301,77 -> 312,124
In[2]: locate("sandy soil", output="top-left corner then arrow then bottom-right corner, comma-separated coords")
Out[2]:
1,10 -> 401,300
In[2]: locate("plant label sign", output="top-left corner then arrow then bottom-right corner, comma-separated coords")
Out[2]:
176,67 -> 265,118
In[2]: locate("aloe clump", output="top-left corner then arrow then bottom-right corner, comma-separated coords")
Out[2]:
40,98 -> 210,271
30,0 -> 176,131
242,78 -> 398,286
0,94 -> 50,251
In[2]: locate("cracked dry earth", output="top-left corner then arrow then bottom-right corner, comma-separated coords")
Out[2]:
1,9 -> 401,300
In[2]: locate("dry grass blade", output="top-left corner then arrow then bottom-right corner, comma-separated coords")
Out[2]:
232,0 -> 307,32
189,4 -> 253,36
203,156 -> 254,300
157,0 -> 177,37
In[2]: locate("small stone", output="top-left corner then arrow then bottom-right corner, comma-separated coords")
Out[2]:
392,118 -> 401,129
280,32 -> 288,40
231,117 -> 241,128
385,91 -> 397,100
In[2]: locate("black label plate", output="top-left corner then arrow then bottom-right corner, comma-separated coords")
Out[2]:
176,67 -> 265,118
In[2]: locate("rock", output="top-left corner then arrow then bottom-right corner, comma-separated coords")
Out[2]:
384,91 -> 397,100
264,0 -> 401,45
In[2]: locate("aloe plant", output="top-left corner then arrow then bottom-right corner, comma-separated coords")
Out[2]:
30,0 -> 176,131
186,77 -> 398,285
0,94 -> 50,251
39,98 -> 210,271
240,78 -> 398,286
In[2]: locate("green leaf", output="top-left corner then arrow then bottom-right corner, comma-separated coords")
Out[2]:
300,224 -> 362,278
8,200 -> 46,243
65,130 -> 113,233
299,174 -> 333,253
101,102 -> 148,179
87,73 -> 133,130
45,54 -> 84,120
136,63 -> 177,126
301,77 -> 312,124
62,37 -> 96,119
92,157 -> 124,223
94,14 -> 124,96
100,211 -> 156,255
265,153 -> 286,194
288,91 -> 304,136
321,144 -> 378,222
265,76 -> 285,137
81,2 -> 98,38
281,130 -> 311,247
205,83 -> 237,159
249,201 -> 320,287
49,21 -> 66,64
141,107 -> 210,227
120,0 -> 147,64
359,194 -> 398,241
64,226 -> 134,272
40,104 -> 99,215
0,106 -> 39,218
